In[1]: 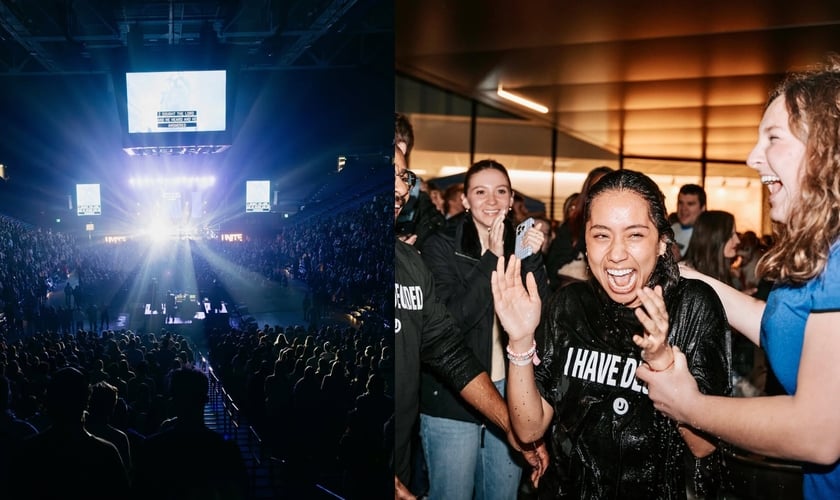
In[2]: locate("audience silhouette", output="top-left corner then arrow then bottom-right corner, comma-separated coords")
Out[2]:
9,366 -> 130,499
132,367 -> 248,499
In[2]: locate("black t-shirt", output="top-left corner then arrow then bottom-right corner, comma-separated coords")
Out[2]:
535,278 -> 732,499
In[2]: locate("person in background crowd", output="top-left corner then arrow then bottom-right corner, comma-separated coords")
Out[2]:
395,112 -> 445,249
86,380 -> 133,477
133,367 -> 248,499
732,230 -> 766,295
493,169 -> 731,499
0,374 -> 37,489
511,191 -> 530,226
671,184 -> 707,259
9,367 -> 130,499
443,183 -> 466,220
545,166 -> 613,290
562,192 -> 579,223
639,56 -> 840,499
426,181 -> 446,215
531,216 -> 554,256
681,210 -> 740,287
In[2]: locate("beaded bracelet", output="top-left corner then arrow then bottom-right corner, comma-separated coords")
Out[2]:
508,356 -> 534,366
506,340 -> 541,366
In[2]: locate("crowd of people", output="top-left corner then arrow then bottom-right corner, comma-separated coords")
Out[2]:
0,178 -> 394,498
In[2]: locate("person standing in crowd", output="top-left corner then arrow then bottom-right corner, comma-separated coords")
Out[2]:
0,375 -> 37,490
426,181 -> 446,215
133,367 -> 248,499
638,57 -> 840,499
731,230 -> 766,295
532,216 -> 554,257
545,166 -> 613,290
562,192 -> 579,223
671,184 -> 707,259
419,159 -> 549,500
394,145 -> 546,499
100,301 -> 111,330
492,169 -> 731,499
395,112 -> 445,249
681,210 -> 741,287
681,211 -> 760,395
64,280 -> 73,308
85,381 -> 132,477
511,191 -> 530,226
9,367 -> 130,499
443,183 -> 466,219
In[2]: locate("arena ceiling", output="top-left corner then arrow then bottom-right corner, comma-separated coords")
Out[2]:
0,1 -> 393,228
0,0 -> 390,74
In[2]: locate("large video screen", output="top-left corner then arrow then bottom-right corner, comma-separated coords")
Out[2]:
76,184 -> 101,216
126,70 -> 226,134
245,180 -> 271,213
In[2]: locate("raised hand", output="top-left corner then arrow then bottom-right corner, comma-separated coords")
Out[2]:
632,285 -> 674,372
491,255 -> 541,347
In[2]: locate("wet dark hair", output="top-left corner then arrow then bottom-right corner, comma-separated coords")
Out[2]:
584,169 -> 680,294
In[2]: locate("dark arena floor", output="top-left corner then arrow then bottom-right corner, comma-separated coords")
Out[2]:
38,237 -> 326,352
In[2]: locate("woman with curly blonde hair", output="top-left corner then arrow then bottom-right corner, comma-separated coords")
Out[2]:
638,56 -> 840,498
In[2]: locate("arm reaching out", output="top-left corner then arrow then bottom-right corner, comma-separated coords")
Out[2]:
679,264 -> 764,345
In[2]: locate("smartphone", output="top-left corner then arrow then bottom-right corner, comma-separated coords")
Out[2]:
515,217 -> 535,259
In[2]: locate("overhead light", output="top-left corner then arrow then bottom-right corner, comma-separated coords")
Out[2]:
497,85 -> 549,114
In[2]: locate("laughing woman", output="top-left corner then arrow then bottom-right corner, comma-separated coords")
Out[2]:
491,169 -> 732,499
639,57 -> 840,499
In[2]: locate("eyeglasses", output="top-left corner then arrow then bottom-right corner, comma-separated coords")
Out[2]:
396,169 -> 417,189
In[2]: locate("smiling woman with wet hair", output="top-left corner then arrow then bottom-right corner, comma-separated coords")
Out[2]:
491,169 -> 732,499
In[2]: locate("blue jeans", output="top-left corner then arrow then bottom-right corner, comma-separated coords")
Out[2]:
420,379 -> 522,500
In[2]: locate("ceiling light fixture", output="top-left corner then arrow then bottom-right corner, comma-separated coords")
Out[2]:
497,85 -> 549,114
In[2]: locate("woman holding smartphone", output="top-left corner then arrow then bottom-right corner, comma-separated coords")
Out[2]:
419,159 -> 549,500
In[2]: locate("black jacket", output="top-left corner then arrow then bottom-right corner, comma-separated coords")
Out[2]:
419,213 -> 549,423
394,239 -> 485,485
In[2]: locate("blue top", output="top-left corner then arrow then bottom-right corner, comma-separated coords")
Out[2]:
762,241 -> 840,498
